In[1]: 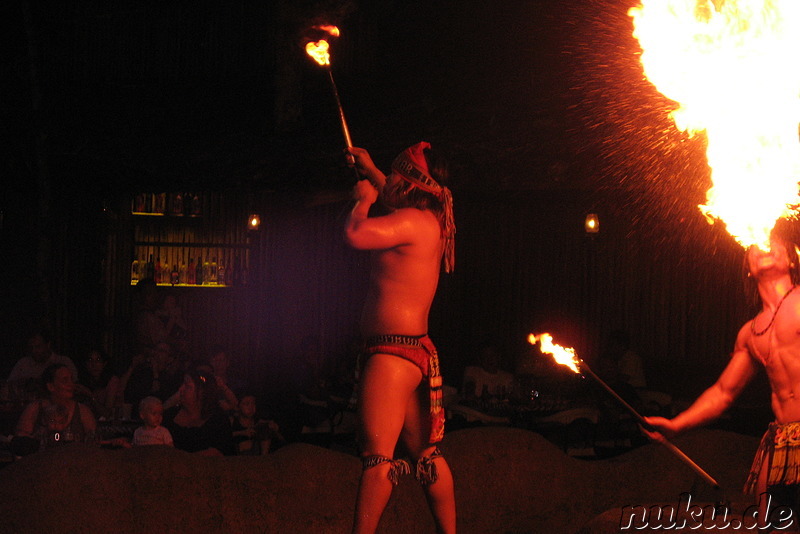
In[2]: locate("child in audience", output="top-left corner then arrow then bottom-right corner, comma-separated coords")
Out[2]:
133,396 -> 173,446
231,394 -> 283,455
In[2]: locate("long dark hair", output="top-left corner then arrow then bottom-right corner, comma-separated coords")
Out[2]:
187,368 -> 219,420
393,146 -> 450,223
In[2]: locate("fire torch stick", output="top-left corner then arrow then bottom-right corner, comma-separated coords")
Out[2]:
578,360 -> 720,489
305,36 -> 359,178
529,333 -> 720,489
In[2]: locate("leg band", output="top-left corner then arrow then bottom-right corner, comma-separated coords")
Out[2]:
362,455 -> 411,486
415,447 -> 443,486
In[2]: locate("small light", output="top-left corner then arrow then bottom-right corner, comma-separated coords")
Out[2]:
248,214 -> 261,231
585,213 -> 599,234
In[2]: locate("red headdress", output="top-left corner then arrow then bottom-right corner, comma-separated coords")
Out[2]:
391,142 -> 455,272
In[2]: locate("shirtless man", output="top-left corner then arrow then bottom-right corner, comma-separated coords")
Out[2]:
645,234 -> 800,526
345,142 -> 456,534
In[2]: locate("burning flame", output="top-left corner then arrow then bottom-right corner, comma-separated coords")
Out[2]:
629,0 -> 800,250
528,333 -> 581,374
305,25 -> 340,67
313,25 -> 340,37
305,40 -> 331,66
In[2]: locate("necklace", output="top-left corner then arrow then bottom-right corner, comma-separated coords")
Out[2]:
751,285 -> 797,336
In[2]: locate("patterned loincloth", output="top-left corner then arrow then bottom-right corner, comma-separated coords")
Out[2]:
745,421 -> 800,494
362,334 -> 445,444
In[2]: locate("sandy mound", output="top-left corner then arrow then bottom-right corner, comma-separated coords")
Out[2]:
0,427 -> 760,533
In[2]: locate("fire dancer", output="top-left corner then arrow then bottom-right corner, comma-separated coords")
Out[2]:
645,231 -> 800,523
344,142 -> 456,534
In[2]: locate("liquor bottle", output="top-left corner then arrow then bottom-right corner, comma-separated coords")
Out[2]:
187,258 -> 196,285
154,193 -> 167,214
171,264 -> 179,285
131,257 -> 140,282
217,259 -> 226,286
154,257 -> 162,284
145,255 -> 155,280
202,257 -> 211,285
196,257 -> 204,285
179,262 -> 188,284
171,192 -> 184,216
190,193 -> 202,217
209,257 -> 218,284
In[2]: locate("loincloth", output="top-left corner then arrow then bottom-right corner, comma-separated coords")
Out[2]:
362,334 -> 445,444
745,421 -> 800,494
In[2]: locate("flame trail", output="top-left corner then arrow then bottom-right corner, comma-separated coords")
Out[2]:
629,0 -> 800,250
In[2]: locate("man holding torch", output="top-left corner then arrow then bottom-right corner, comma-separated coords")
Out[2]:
344,142 -> 456,534
645,231 -> 800,525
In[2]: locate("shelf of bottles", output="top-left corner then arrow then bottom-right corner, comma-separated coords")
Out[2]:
129,192 -> 250,287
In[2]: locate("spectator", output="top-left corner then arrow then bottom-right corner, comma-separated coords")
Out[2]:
123,342 -> 182,410
462,343 -> 514,401
8,328 -> 78,400
13,363 -> 96,456
163,368 -> 234,456
74,348 -> 120,420
156,293 -> 189,358
132,278 -> 168,354
231,393 -> 284,455
133,396 -> 173,447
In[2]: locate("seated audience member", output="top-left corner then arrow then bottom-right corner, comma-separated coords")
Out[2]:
209,346 -> 246,401
163,369 -> 234,456
163,359 -> 238,413
74,348 -> 120,419
462,343 -> 515,401
156,293 -> 189,358
133,396 -> 173,447
133,278 -> 168,354
8,328 -> 78,400
231,393 -> 284,455
123,342 -> 183,410
13,364 -> 97,456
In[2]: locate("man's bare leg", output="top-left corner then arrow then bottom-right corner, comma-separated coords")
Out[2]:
401,380 -> 457,534
353,354 -> 423,534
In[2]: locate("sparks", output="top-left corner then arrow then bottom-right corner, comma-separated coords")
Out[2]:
629,0 -> 800,250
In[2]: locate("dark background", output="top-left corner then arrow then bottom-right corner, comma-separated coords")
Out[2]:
0,0 -> 776,423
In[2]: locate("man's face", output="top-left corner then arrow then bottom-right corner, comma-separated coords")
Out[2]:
748,239 -> 791,279
27,335 -> 51,363
47,367 -> 75,399
380,171 -> 405,208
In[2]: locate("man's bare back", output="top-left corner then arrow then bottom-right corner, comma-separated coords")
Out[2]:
360,207 -> 444,337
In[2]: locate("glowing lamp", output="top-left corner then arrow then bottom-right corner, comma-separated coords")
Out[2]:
585,213 -> 599,234
248,214 -> 261,231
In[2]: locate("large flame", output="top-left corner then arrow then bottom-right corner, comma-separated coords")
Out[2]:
629,0 -> 800,250
528,333 -> 581,374
305,40 -> 331,66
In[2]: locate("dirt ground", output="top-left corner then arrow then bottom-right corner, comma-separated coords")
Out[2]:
0,427 -> 760,534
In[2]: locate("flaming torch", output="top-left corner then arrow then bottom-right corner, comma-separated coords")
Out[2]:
629,1 -> 800,250
305,26 -> 357,168
529,333 -> 721,489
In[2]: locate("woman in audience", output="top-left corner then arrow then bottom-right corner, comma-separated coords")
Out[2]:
13,363 -> 97,455
74,348 -> 120,419
163,368 -> 233,456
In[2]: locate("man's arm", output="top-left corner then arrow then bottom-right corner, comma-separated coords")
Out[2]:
645,323 -> 758,437
347,147 -> 386,192
344,179 -> 425,251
